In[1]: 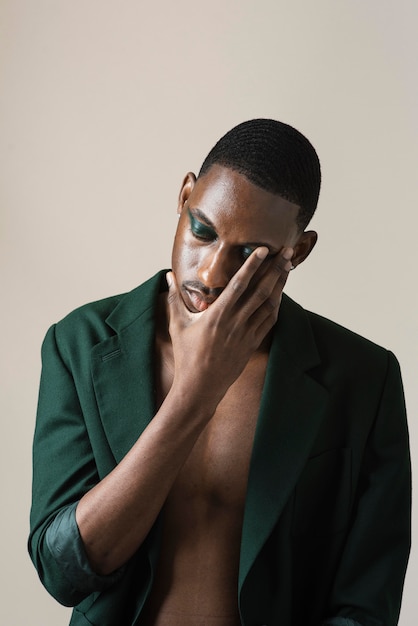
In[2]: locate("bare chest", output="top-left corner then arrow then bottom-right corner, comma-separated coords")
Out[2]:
143,334 -> 270,625
154,339 -> 269,508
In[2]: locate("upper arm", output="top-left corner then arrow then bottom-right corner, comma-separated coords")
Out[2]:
29,324 -> 100,606
326,351 -> 411,626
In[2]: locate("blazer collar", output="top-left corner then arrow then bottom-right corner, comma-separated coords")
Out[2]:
105,271 -> 167,334
90,271 -> 168,464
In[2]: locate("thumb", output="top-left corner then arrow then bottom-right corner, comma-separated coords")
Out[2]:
166,271 -> 195,327
166,271 -> 174,290
166,271 -> 181,311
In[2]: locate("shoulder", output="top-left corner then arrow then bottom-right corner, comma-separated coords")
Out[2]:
307,308 -> 386,355
48,271 -> 167,358
286,294 -> 389,353
280,294 -> 399,383
55,292 -> 124,340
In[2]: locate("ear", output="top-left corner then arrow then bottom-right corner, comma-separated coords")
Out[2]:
177,172 -> 197,216
291,230 -> 318,268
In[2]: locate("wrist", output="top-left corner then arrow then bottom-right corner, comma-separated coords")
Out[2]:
167,379 -> 220,423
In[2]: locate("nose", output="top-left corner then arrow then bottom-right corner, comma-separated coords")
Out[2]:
197,247 -> 236,290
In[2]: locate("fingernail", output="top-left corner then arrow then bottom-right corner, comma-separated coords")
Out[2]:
166,272 -> 172,287
255,246 -> 269,260
282,247 -> 294,261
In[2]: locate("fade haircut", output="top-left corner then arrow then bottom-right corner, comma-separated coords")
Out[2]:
198,118 -> 321,231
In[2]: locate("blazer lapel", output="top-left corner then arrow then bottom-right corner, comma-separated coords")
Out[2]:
239,295 -> 329,591
90,272 -> 166,464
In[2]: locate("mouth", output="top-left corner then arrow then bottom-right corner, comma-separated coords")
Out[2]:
184,288 -> 216,313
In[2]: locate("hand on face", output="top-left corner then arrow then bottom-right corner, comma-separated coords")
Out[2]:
165,245 -> 293,408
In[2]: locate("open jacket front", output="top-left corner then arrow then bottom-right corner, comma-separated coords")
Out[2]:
29,271 -> 411,626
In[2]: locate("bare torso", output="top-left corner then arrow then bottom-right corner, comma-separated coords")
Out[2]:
140,295 -> 269,625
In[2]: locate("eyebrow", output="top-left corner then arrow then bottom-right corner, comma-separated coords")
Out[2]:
189,207 -> 217,230
188,207 -> 279,254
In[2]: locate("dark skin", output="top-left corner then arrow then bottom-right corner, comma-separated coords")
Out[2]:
76,164 -> 317,625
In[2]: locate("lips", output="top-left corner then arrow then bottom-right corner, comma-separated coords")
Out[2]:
185,288 -> 216,313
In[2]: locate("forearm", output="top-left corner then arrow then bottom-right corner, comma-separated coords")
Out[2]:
76,383 -> 217,575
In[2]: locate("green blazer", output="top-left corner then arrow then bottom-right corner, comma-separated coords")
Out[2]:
29,271 -> 411,626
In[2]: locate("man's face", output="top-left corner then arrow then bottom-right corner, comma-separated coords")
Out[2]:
171,164 -> 311,313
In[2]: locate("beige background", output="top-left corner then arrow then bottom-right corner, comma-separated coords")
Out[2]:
1,1 -> 417,624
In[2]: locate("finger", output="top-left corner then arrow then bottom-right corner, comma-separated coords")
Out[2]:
253,298 -> 282,346
247,264 -> 291,346
245,246 -> 292,293
263,247 -> 293,279
251,268 -> 288,329
234,247 -> 293,319
215,246 -> 270,308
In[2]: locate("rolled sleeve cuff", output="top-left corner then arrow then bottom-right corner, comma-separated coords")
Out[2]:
45,502 -> 125,593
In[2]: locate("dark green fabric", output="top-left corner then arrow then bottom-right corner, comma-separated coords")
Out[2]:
29,271 -> 411,626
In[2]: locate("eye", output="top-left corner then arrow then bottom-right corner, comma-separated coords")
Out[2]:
240,247 -> 275,262
189,210 -> 217,242
241,246 -> 255,261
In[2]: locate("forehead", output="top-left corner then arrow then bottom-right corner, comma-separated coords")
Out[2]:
189,164 -> 300,236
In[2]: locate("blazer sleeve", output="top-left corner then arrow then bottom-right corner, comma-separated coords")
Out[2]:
28,324 -> 106,606
326,351 -> 411,626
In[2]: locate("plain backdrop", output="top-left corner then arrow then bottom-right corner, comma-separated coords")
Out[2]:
1,1 -> 417,624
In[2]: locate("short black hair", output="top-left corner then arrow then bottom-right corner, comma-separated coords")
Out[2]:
198,118 -> 321,230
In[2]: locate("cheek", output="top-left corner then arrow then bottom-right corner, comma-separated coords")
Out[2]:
171,232 -> 200,273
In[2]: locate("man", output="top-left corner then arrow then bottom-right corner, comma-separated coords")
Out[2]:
29,119 -> 411,626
